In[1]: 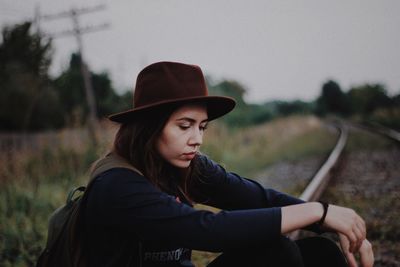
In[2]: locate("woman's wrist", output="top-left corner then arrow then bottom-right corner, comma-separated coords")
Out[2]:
317,201 -> 329,226
281,202 -> 326,234
312,201 -> 325,223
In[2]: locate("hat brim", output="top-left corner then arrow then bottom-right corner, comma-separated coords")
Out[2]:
108,96 -> 236,123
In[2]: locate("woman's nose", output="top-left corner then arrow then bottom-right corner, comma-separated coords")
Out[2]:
189,128 -> 203,146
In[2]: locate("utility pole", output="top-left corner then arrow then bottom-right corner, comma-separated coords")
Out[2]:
33,4 -> 42,34
38,4 -> 109,146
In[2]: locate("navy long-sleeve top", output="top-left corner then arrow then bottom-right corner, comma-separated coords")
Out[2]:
84,154 -> 311,267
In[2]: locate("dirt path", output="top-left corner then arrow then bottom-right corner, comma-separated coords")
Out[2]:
255,156 -> 324,195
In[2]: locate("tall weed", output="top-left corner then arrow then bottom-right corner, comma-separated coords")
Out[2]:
0,128 -> 107,266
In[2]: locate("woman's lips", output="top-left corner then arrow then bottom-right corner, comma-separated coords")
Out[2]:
182,152 -> 196,160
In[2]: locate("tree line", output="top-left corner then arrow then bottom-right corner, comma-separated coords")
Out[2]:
0,22 -> 131,132
209,79 -> 399,129
1,22 -> 399,132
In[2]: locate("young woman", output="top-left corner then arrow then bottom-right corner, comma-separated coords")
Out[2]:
84,61 -> 374,267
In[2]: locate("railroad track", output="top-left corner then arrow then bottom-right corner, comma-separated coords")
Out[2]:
295,120 -> 399,205
290,121 -> 400,266
289,122 -> 348,239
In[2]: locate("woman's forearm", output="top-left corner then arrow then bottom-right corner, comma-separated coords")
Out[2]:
281,202 -> 324,234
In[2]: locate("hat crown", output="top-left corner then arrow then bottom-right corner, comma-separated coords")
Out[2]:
133,62 -> 208,108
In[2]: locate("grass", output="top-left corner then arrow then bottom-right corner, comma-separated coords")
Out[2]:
0,127 -> 106,266
0,147 -> 97,267
0,115 -> 338,266
202,115 -> 337,178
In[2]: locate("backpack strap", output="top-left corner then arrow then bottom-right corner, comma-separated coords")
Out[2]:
66,186 -> 86,207
90,152 -> 143,180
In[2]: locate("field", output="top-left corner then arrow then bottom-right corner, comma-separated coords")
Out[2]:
0,115 -> 337,267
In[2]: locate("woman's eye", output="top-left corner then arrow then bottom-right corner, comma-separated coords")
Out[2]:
200,124 -> 208,131
179,125 -> 190,130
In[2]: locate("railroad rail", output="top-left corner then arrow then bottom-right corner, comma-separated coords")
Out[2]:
345,121 -> 400,143
299,124 -> 348,202
289,123 -> 348,239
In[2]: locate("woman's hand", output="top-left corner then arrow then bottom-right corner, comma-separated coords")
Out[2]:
339,233 -> 374,267
322,204 -> 366,252
281,202 -> 373,266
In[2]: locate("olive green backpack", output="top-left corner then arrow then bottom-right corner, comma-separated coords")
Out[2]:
36,153 -> 143,267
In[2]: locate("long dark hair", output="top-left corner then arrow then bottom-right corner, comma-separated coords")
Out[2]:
113,104 -> 199,198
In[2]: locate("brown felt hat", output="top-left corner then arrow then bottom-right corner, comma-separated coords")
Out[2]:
108,61 -> 236,123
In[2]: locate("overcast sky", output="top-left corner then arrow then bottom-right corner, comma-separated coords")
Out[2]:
1,0 -> 399,103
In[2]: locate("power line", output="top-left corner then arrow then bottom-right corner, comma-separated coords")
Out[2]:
48,23 -> 110,39
40,4 -> 107,21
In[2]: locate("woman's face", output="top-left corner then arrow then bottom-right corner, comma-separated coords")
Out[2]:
156,104 -> 208,168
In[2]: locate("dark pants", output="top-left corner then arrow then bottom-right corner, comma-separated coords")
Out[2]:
207,236 -> 348,267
